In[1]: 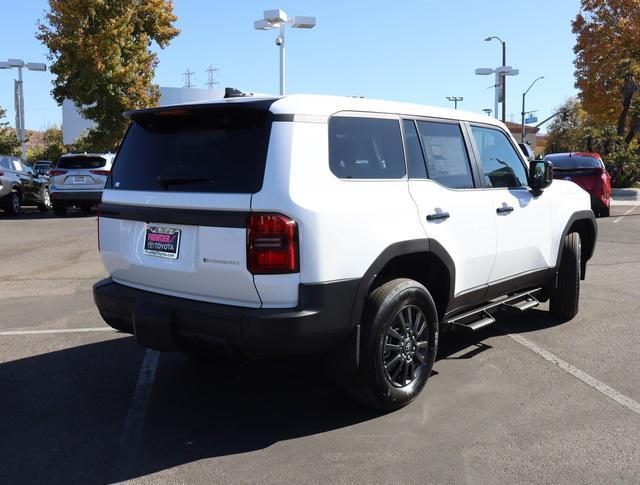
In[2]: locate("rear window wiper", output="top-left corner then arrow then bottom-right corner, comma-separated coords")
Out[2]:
157,176 -> 215,188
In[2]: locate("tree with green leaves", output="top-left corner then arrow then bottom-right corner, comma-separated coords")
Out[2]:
0,106 -> 20,156
37,0 -> 180,152
27,125 -> 66,163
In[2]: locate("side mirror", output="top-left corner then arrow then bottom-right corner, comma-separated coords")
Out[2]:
529,159 -> 553,195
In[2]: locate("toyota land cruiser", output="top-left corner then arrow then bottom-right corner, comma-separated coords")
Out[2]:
93,95 -> 597,410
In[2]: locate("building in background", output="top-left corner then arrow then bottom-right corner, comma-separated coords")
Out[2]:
505,121 -> 541,154
62,86 -> 224,145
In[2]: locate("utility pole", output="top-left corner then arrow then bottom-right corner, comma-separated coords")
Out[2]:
446,96 -> 463,109
205,66 -> 220,89
182,68 -> 196,88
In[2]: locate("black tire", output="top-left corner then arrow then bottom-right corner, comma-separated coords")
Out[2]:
37,188 -> 51,212
350,278 -> 438,411
80,203 -> 93,214
52,202 -> 67,216
4,190 -> 21,215
550,232 -> 581,320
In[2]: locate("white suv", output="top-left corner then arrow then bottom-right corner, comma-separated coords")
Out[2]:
49,152 -> 115,215
93,95 -> 597,410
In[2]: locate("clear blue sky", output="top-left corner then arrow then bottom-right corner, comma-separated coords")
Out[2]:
1,0 -> 581,132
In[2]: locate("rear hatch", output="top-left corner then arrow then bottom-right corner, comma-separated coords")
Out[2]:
52,155 -> 110,190
549,154 -> 604,192
99,101 -> 274,307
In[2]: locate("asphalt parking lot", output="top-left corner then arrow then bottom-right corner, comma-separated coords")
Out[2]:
1,206 -> 639,485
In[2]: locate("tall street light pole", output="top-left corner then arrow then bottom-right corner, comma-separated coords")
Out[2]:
446,96 -> 463,109
521,76 -> 544,143
0,59 -> 47,161
485,36 -> 507,123
254,9 -> 316,96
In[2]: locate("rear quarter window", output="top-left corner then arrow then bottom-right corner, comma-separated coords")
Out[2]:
329,116 -> 406,179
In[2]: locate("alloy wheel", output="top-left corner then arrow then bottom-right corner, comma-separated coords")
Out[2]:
382,305 -> 429,388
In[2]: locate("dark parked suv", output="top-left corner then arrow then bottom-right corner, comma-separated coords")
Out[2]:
0,155 -> 51,214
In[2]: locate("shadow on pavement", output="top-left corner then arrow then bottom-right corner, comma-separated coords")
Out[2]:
0,306 -> 566,484
0,207 -> 96,220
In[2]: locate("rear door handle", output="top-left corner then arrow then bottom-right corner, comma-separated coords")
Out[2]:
426,212 -> 450,221
496,205 -> 514,214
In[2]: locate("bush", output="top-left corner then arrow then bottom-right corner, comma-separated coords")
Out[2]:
604,146 -> 640,188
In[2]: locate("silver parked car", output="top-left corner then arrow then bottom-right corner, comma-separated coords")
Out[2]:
49,153 -> 115,216
0,155 -> 52,215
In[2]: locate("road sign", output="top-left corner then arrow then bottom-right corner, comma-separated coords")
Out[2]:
525,115 -> 538,124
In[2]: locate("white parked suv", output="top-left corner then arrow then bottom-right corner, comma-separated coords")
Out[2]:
93,95 -> 597,410
49,152 -> 115,215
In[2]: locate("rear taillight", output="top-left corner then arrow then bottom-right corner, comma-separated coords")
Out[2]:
90,169 -> 110,176
49,170 -> 67,176
247,213 -> 299,274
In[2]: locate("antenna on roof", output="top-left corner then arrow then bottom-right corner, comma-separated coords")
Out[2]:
224,87 -> 249,98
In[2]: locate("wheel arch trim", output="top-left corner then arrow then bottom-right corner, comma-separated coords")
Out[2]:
350,239 -> 456,327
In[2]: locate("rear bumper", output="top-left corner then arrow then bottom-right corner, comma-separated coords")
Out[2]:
50,189 -> 102,203
93,277 -> 359,359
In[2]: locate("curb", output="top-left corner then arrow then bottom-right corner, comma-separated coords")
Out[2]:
612,188 -> 640,200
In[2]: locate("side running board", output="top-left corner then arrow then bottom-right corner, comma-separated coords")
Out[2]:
447,288 -> 541,333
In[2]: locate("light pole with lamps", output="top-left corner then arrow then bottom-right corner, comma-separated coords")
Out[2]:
521,76 -> 544,143
0,59 -> 47,161
475,66 -> 519,121
254,9 -> 316,96
446,96 -> 463,109
485,35 -> 507,123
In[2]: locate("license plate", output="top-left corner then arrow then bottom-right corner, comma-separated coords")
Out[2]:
144,226 -> 181,259
72,176 -> 87,184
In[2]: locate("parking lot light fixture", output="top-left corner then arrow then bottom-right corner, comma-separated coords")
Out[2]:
253,8 -> 316,96
485,35 -> 508,123
0,58 -> 47,161
446,96 -> 463,109
475,65 -> 518,121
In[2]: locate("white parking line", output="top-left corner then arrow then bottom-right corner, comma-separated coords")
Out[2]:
118,348 -> 160,444
509,333 -> 640,415
613,204 -> 638,224
0,327 -> 116,336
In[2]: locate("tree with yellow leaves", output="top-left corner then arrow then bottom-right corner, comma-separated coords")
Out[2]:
573,0 -> 640,143
37,0 -> 180,151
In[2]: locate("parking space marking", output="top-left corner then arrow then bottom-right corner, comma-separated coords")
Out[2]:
613,204 -> 638,224
119,348 -> 160,444
509,333 -> 640,415
0,327 -> 115,336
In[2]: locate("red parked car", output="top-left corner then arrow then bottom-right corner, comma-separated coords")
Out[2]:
545,152 -> 612,217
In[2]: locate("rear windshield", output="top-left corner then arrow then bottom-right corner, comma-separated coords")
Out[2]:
108,104 -> 273,193
546,155 -> 601,170
57,156 -> 106,169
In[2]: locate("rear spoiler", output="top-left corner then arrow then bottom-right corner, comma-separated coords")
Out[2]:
123,88 -> 275,120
